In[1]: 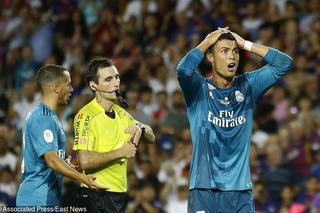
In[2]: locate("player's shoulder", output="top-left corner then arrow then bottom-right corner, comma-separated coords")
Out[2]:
24,104 -> 55,131
28,103 -> 54,122
235,72 -> 252,84
236,72 -> 248,79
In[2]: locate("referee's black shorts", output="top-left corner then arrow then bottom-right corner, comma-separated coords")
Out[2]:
77,187 -> 128,213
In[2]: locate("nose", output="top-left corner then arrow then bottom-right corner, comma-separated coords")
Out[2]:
229,51 -> 236,59
113,79 -> 120,90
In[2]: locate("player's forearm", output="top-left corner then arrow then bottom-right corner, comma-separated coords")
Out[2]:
244,41 -> 293,73
78,149 -> 123,170
44,151 -> 86,183
197,39 -> 212,54
258,48 -> 294,78
249,42 -> 269,58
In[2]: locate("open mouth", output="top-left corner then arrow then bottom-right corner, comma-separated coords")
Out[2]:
227,63 -> 236,71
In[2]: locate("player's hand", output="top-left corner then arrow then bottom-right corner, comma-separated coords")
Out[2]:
120,142 -> 137,158
82,174 -> 107,190
125,124 -> 142,145
230,31 -> 245,49
204,27 -> 230,46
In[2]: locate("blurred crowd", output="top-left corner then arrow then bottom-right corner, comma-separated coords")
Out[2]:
0,0 -> 320,212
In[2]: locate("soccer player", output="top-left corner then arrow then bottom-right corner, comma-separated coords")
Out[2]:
73,57 -> 155,213
16,64 -> 105,207
176,27 -> 293,212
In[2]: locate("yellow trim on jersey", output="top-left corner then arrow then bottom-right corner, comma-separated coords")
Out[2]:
73,98 -> 136,192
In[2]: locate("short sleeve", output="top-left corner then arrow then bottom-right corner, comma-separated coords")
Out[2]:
28,116 -> 58,157
73,112 -> 95,151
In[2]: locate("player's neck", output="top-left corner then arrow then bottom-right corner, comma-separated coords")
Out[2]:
212,73 -> 234,89
41,95 -> 58,111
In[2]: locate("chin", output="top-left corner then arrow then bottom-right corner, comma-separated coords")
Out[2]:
59,99 -> 69,105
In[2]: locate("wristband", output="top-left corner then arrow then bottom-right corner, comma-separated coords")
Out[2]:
243,40 -> 253,51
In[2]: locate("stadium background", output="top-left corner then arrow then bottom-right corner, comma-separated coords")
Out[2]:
0,0 -> 320,212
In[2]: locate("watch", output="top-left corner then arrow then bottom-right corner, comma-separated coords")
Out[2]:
135,123 -> 145,135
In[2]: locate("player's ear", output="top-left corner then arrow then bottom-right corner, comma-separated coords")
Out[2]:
206,52 -> 214,63
52,84 -> 60,94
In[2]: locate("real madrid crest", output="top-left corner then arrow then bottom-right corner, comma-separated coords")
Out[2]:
235,90 -> 244,102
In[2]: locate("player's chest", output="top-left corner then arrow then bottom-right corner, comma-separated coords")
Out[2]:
207,88 -> 248,110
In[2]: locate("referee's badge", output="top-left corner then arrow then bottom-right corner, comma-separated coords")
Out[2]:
235,90 -> 244,102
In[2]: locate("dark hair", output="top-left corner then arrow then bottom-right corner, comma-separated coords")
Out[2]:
86,57 -> 113,84
36,64 -> 68,93
207,32 -> 237,53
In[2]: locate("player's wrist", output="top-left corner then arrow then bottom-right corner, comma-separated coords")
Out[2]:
79,174 -> 87,184
243,40 -> 253,51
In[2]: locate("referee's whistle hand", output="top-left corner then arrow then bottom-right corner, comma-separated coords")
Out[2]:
83,174 -> 108,190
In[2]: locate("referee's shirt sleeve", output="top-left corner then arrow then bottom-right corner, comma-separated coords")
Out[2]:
73,112 -> 95,151
29,116 -> 58,157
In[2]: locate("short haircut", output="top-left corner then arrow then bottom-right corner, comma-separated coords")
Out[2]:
86,57 -> 113,84
36,64 -> 68,93
207,32 -> 237,53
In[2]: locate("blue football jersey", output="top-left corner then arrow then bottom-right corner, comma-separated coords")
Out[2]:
177,48 -> 293,190
16,103 -> 66,206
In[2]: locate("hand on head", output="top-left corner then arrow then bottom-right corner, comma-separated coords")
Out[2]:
204,27 -> 230,45
205,27 -> 246,49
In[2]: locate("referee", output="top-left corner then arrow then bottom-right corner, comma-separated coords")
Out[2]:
73,57 -> 155,213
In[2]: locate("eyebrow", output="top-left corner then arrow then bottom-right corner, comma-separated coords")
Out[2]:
104,74 -> 119,79
219,46 -> 239,50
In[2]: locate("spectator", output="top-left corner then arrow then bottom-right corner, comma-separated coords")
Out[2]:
14,45 -> 39,91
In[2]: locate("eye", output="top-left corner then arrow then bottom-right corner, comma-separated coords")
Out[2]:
105,77 -> 112,82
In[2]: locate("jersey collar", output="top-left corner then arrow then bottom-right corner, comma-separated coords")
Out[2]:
91,98 -> 106,113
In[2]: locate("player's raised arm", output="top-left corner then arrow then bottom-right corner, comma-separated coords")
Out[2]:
197,27 -> 230,54
230,31 -> 293,100
231,31 -> 293,74
176,27 -> 230,106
